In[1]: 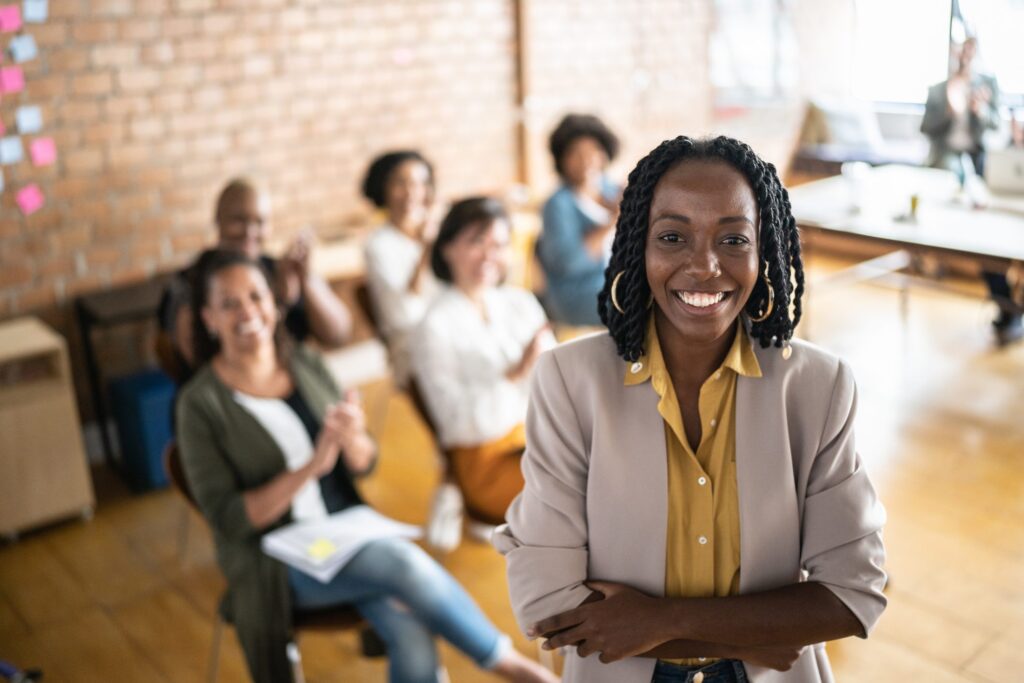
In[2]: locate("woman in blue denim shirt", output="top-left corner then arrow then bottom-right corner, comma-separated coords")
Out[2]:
537,114 -> 623,326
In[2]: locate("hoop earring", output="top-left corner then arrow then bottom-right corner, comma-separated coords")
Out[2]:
611,271 -> 626,314
749,265 -> 774,323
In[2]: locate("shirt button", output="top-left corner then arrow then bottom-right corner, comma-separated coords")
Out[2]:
698,535 -> 708,545
694,670 -> 706,683
709,418 -> 717,428
697,476 -> 707,486
714,371 -> 722,380
630,361 -> 643,374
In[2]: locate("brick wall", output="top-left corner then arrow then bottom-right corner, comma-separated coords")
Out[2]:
0,0 -> 519,322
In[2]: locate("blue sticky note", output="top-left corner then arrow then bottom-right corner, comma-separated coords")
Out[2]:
0,135 -> 23,164
8,33 -> 37,63
22,0 -> 45,23
16,105 -> 42,134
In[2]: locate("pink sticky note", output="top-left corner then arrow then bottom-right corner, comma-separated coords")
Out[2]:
0,5 -> 21,33
29,137 -> 55,166
0,66 -> 24,94
16,184 -> 44,215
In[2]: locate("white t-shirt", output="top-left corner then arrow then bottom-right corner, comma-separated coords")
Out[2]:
411,285 -> 554,448
232,391 -> 327,522
364,224 -> 440,382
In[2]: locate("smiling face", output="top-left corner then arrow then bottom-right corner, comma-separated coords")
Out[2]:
201,264 -> 279,357
442,218 -> 511,291
645,159 -> 760,348
384,159 -> 432,228
561,135 -> 609,190
216,188 -> 271,260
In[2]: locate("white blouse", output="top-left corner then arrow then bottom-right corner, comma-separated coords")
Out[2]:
411,285 -> 554,449
364,224 -> 440,383
232,391 -> 327,522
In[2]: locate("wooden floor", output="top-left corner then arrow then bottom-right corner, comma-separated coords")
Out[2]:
1,258 -> 1022,682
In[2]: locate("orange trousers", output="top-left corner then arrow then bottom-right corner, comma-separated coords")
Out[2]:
447,424 -> 526,525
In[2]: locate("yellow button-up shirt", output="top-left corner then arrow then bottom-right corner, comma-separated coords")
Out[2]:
624,317 -> 761,664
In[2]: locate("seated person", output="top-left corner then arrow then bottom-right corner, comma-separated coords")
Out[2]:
176,249 -> 556,683
536,113 -> 622,326
362,151 -> 441,383
157,178 -> 352,384
412,198 -> 555,525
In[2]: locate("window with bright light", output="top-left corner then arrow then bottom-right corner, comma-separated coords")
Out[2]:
852,0 -> 952,104
959,0 -> 1024,102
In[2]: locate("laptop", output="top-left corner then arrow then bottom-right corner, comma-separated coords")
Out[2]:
985,148 -> 1024,194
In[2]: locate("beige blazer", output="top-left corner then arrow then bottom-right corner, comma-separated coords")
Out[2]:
494,331 -> 887,683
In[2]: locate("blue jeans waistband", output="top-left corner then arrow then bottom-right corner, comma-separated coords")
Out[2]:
652,658 -> 748,683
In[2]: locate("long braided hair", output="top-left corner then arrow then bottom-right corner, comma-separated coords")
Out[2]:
598,135 -> 804,362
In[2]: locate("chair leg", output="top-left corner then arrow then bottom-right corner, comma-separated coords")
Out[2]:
207,616 -> 223,683
176,505 -> 190,566
287,641 -> 306,683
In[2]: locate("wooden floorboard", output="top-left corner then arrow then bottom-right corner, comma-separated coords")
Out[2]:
0,255 -> 1021,681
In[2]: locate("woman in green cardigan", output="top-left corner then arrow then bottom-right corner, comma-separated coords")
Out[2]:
176,250 -> 556,683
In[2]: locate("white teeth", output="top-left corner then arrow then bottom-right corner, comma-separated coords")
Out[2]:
677,291 -> 725,308
237,319 -> 265,335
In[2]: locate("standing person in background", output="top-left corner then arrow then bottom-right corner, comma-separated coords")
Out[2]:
536,114 -> 623,326
922,37 -> 1019,345
157,178 -> 352,384
412,197 -> 555,525
362,151 -> 441,384
921,36 -> 999,178
496,136 -> 886,682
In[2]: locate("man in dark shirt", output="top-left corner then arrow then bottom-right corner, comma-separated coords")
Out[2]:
157,178 -> 352,384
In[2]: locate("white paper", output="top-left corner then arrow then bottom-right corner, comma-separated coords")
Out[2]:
261,505 -> 421,584
16,105 -> 42,134
8,34 -> 38,63
0,136 -> 24,165
23,0 -> 47,23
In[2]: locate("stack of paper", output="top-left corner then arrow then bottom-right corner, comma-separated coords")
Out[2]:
262,505 -> 421,584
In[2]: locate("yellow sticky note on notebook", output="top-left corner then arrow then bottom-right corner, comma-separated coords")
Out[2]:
307,538 -> 337,561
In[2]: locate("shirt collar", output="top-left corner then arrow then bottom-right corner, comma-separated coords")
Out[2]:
623,315 -> 762,386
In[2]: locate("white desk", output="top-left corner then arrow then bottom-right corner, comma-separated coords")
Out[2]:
788,165 -> 1024,331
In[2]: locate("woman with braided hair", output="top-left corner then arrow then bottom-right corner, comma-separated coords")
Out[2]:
494,135 -> 887,682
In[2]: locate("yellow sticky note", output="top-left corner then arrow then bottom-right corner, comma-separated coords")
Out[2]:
307,538 -> 337,561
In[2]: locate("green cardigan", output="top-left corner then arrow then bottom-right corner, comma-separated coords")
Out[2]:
176,345 -> 349,683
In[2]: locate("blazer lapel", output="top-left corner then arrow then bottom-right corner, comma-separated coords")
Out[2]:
735,344 -> 802,594
588,378 -> 668,596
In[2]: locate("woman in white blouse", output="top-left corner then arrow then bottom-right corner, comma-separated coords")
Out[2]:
412,197 -> 555,524
362,151 -> 441,383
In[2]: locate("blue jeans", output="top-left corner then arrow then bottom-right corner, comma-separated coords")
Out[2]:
651,659 -> 749,683
289,538 -> 508,683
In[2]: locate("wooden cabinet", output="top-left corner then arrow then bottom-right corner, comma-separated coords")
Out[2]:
0,317 -> 95,538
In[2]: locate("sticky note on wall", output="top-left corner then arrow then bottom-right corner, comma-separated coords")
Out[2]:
22,0 -> 46,23
0,135 -> 23,164
29,136 -> 55,165
0,4 -> 21,32
16,105 -> 42,134
0,66 -> 24,94
16,183 -> 44,215
8,34 -> 38,63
